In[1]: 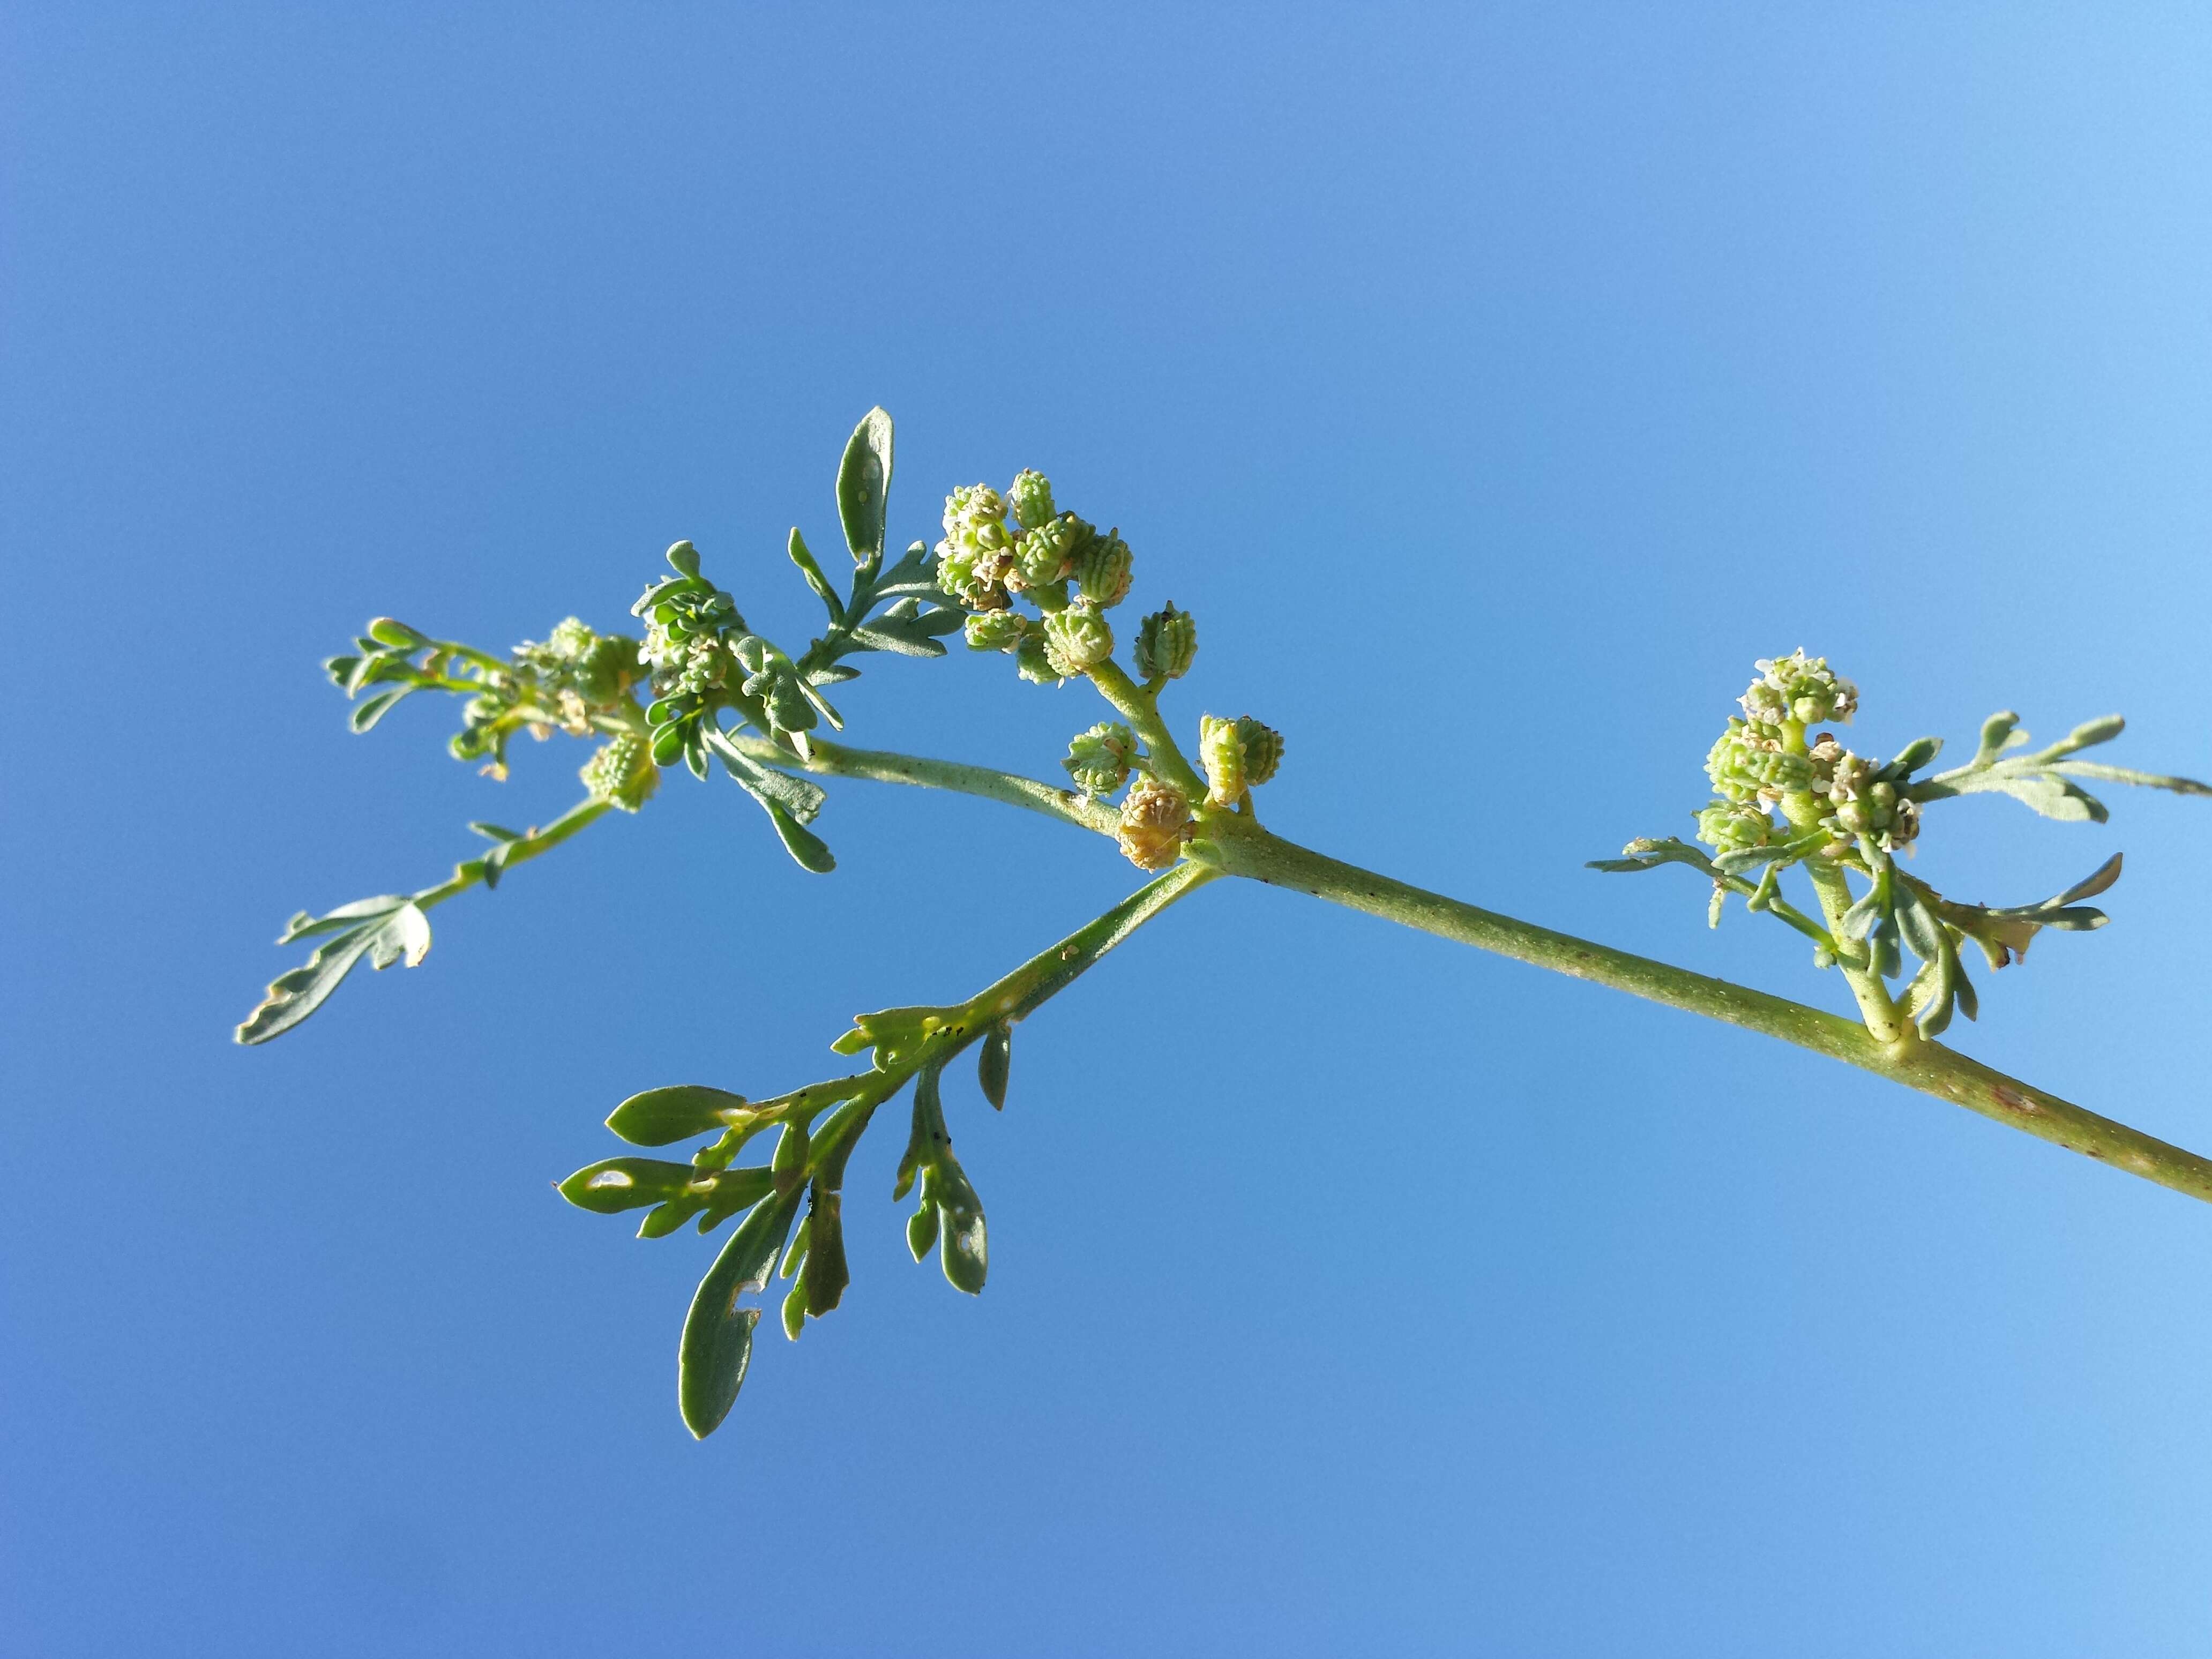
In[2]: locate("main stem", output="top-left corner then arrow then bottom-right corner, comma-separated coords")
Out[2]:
765,733 -> 2212,1207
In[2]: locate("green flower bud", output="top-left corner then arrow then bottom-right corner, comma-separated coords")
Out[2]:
943,484 -> 1006,543
1041,604 -> 1114,676
1071,530 -> 1133,608
1013,513 -> 1090,587
1706,718 -> 1813,803
965,610 -> 1030,654
1008,468 -> 1056,532
1694,801 -> 1775,853
1819,747 -> 1920,849
1064,722 -> 1138,796
573,634 -> 642,705
581,733 -> 659,811
1117,778 -> 1192,871
1132,603 -> 1197,681
1198,714 -> 1285,805
1741,649 -> 1857,730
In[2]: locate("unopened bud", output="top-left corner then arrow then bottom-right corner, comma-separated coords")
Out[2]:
965,610 -> 1029,654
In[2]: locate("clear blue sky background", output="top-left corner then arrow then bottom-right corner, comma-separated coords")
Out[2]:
6,5 -> 2212,1654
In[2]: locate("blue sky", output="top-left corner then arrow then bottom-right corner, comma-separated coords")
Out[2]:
7,5 -> 2212,1653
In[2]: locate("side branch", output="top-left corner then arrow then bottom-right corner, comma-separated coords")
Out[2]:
725,731 -> 1119,836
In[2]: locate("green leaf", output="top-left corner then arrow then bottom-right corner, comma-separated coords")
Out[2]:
679,1187 -> 803,1438
800,1188 -> 850,1316
787,528 -> 845,624
234,920 -> 387,1044
349,686 -> 410,732
666,540 -> 703,579
781,1278 -> 809,1342
367,903 -> 432,970
935,1157 -> 988,1295
606,1084 -> 752,1146
846,622 -> 948,659
906,1202 -> 940,1262
557,1157 -> 699,1215
697,1167 -> 778,1232
836,407 -> 894,566
1974,711 -> 2023,767
367,617 -> 430,649
978,1023 -> 1011,1110
759,796 -> 836,873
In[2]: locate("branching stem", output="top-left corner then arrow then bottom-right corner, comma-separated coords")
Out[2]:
766,731 -> 2212,1207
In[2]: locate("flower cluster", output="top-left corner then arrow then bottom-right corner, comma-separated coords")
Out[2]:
938,470 -> 1147,687
451,618 -> 645,776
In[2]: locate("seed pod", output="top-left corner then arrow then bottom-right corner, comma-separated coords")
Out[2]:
1042,605 -> 1114,676
1008,468 -> 1056,532
1071,531 -> 1133,608
580,733 -> 659,812
1199,715 -> 1245,804
1132,603 -> 1197,681
1232,716 -> 1282,788
1015,513 -> 1090,587
1064,722 -> 1138,796
1117,778 -> 1193,870
965,610 -> 1029,654
1015,636 -> 1070,686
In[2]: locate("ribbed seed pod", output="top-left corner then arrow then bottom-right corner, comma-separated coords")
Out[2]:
1071,532 -> 1133,607
1014,636 -> 1068,686
1008,469 -> 1056,532
1199,714 -> 1283,805
1117,778 -> 1192,870
1042,605 -> 1114,676
1694,801 -> 1774,853
1199,714 -> 1245,805
1064,722 -> 1138,796
1014,513 -> 1090,587
1132,603 -> 1197,681
965,610 -> 1029,654
1232,716 -> 1283,788
1705,718 -> 1813,803
580,733 -> 659,811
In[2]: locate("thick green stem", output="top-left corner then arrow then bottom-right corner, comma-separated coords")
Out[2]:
1802,860 -> 1908,1043
1201,821 -> 2212,1205
709,733 -> 2212,1206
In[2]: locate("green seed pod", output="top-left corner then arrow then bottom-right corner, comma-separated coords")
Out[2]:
1071,530 -> 1133,608
1694,800 -> 1774,853
1132,603 -> 1197,681
1117,778 -> 1192,871
965,610 -> 1030,654
574,633 -> 642,705
580,733 -> 659,811
1233,715 -> 1283,788
1042,604 -> 1114,676
1064,721 -> 1138,796
1008,468 -> 1056,532
1014,636 -> 1069,686
1014,513 -> 1090,587
1705,718 -> 1813,803
1199,715 -> 1245,804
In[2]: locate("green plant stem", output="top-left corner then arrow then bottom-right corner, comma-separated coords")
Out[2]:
1201,820 -> 2212,1205
749,730 -> 2212,1206
724,731 -> 1121,835
1084,660 -> 1208,799
414,795 -> 613,909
